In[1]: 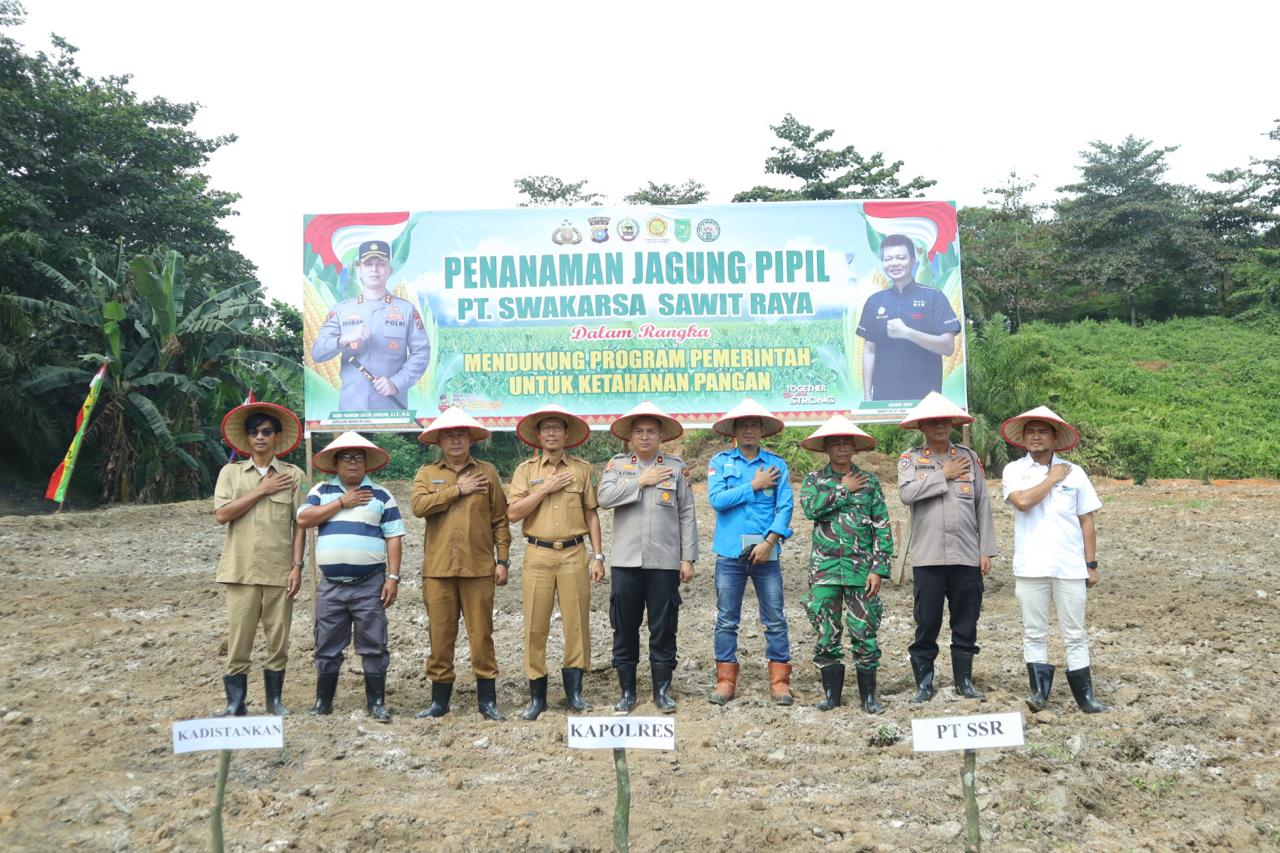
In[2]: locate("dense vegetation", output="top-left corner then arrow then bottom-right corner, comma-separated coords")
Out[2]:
3,6 -> 1277,505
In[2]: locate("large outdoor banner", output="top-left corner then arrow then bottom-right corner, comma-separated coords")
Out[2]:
302,200 -> 967,433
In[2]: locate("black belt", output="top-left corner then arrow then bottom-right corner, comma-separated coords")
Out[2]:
527,535 -> 585,551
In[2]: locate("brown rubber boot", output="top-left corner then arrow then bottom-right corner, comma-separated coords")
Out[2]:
768,661 -> 794,706
707,662 -> 739,705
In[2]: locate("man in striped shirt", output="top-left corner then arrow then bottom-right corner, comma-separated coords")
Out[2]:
297,432 -> 405,722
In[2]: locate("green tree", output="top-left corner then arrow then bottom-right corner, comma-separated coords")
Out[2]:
623,180 -> 708,205
25,250 -> 292,502
964,314 -> 1053,471
1053,136 -> 1220,325
733,114 -> 935,202
959,173 -> 1054,328
513,175 -> 604,207
0,10 -> 252,299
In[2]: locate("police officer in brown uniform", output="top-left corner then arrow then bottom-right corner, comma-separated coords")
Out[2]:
411,406 -> 511,721
507,404 -> 605,720
897,393 -> 997,702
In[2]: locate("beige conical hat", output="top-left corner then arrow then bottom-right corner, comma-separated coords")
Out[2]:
711,397 -> 785,438
221,401 -> 302,457
800,415 -> 877,453
418,406 -> 492,445
1000,405 -> 1080,452
313,431 -> 390,474
899,392 -> 975,431
516,404 -> 591,449
609,401 -> 683,442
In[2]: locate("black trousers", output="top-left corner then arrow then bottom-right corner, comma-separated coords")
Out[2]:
908,564 -> 983,661
610,566 -> 681,669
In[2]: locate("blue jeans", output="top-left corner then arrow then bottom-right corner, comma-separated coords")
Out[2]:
713,556 -> 790,663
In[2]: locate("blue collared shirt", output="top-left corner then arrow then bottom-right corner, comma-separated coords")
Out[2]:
301,475 -> 405,581
706,446 -> 795,558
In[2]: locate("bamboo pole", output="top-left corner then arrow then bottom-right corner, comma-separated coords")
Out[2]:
211,749 -> 231,853
961,748 -> 980,852
613,748 -> 631,853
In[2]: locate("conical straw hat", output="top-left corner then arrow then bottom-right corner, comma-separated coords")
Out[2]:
1000,405 -> 1080,452
418,406 -> 492,445
609,401 -> 683,442
898,392 -> 975,431
516,404 -> 591,449
313,431 -> 389,473
221,401 -> 302,457
800,415 -> 877,453
711,397 -> 785,438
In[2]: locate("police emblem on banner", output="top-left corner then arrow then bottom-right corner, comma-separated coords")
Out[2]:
696,218 -> 721,242
588,216 -> 611,244
552,220 -> 583,245
674,218 -> 691,242
618,218 -> 639,241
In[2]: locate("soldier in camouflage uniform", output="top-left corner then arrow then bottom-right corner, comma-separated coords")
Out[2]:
799,415 -> 894,714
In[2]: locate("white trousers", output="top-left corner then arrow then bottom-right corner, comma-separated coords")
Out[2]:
1014,577 -> 1090,670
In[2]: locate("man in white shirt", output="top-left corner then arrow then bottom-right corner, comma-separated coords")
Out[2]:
1001,406 -> 1106,714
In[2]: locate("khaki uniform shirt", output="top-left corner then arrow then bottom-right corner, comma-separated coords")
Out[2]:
411,456 -> 511,578
897,443 -> 998,568
598,452 -> 698,570
509,453 -> 599,541
213,458 -> 306,586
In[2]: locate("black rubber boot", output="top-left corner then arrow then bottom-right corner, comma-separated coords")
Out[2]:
651,664 -> 677,714
308,672 -> 339,716
909,655 -> 935,704
215,673 -> 248,717
1025,663 -> 1055,712
1066,666 -> 1107,714
364,672 -> 390,723
614,665 -> 637,714
263,669 -> 289,716
415,681 -> 453,718
561,667 -> 591,713
952,651 -> 985,700
816,663 -> 845,711
521,676 -> 548,721
477,678 -> 505,721
857,667 -> 885,714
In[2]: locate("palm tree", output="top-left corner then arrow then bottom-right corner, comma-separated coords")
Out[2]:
24,249 -> 297,502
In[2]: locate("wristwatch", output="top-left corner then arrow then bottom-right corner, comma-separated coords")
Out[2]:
1086,561 -> 1098,570
292,560 -> 304,568
593,553 -> 606,562
496,559 -> 510,568
387,573 -> 401,582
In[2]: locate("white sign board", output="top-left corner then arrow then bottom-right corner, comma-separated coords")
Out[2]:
567,716 -> 675,751
173,716 -> 284,754
911,712 -> 1024,752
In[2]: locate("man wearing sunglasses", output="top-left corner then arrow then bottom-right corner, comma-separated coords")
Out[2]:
296,432 -> 405,721
213,402 -> 307,717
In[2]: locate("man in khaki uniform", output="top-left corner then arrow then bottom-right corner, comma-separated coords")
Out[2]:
508,405 -> 605,720
598,402 -> 698,714
212,401 -> 306,716
897,393 -> 997,703
411,406 -> 511,721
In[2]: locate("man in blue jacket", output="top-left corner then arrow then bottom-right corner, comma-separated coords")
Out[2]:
705,398 -> 795,706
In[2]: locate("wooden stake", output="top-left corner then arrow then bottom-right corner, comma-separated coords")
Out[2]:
962,423 -> 971,447
962,748 -> 980,852
211,749 -> 231,853
613,747 -> 631,853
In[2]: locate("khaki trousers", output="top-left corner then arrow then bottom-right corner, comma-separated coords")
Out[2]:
423,576 -> 497,682
522,543 -> 591,678
225,583 -> 292,674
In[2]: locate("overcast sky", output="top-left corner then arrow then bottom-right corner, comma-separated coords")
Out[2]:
15,1 -> 1280,301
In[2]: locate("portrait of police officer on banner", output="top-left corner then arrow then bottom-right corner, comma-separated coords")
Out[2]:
311,240 -> 430,413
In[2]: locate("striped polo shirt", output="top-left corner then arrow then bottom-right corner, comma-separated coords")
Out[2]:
301,476 -> 406,582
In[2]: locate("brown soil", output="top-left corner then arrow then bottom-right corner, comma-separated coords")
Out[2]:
0,477 -> 1277,851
